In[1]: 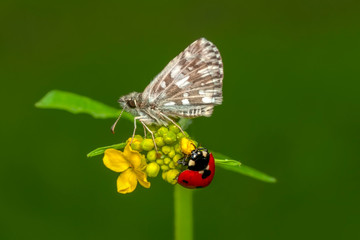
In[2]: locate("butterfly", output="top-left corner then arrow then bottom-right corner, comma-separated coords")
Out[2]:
112,38 -> 223,151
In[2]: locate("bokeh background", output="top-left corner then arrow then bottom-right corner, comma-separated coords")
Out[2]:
1,0 -> 359,239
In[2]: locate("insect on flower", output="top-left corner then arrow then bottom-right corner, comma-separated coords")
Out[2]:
111,38 -> 224,151
177,147 -> 215,189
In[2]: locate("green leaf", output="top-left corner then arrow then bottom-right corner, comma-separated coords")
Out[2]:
35,90 -> 133,121
215,159 -> 242,167
212,151 -> 277,183
87,142 -> 127,157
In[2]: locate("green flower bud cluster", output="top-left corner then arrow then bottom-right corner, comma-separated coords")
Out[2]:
130,124 -> 192,185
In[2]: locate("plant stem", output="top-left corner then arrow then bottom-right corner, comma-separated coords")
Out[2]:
174,184 -> 193,240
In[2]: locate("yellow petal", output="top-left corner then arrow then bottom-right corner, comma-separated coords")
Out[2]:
117,169 -> 138,194
134,169 -> 151,188
103,149 -> 130,172
123,143 -> 143,168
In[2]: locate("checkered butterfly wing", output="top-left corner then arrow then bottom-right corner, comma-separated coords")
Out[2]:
141,38 -> 223,118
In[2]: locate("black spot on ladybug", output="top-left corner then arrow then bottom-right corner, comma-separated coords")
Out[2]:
182,180 -> 189,184
202,170 -> 211,179
196,186 -> 203,189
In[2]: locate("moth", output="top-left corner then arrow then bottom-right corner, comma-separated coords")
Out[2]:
112,38 -> 223,150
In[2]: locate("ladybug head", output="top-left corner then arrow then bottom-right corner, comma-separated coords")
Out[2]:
190,147 -> 209,162
190,150 -> 200,160
188,147 -> 210,171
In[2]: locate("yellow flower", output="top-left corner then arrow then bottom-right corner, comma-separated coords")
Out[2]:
103,142 -> 150,194
180,137 -> 196,155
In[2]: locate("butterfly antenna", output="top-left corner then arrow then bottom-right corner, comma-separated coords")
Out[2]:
111,108 -> 125,134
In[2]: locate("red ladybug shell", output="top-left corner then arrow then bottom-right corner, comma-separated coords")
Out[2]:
177,153 -> 215,189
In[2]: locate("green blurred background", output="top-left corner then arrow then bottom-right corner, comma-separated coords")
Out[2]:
1,0 -> 359,239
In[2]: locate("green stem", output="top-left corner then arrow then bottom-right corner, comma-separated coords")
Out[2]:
174,185 -> 193,240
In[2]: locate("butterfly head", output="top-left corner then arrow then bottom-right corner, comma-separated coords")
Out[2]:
118,92 -> 142,115
111,92 -> 142,134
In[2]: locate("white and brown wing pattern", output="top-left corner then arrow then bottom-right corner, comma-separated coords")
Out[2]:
141,38 -> 223,119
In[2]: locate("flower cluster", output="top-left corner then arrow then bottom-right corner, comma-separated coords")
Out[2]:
103,124 -> 197,194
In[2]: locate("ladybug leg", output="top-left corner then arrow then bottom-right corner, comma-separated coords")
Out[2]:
177,157 -> 188,166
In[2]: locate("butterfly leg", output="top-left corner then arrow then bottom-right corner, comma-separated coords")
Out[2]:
158,112 -> 186,136
130,116 -> 143,145
139,120 -> 158,152
142,124 -> 147,139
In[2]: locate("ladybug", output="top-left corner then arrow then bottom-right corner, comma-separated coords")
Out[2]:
177,147 -> 215,189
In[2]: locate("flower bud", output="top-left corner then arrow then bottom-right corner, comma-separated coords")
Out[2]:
169,162 -> 175,169
166,169 -> 180,185
146,150 -> 157,162
129,136 -> 143,152
177,131 -> 189,140
173,154 -> 183,163
163,131 -> 177,145
164,157 -> 171,165
146,162 -> 160,177
174,144 -> 182,153
180,137 -> 196,155
156,159 -> 164,165
141,139 -> 154,151
155,137 -> 165,147
162,146 -> 171,155
168,124 -> 180,134
168,148 -> 176,158
134,135 -> 144,142
161,165 -> 169,171
162,171 -> 168,180
131,141 -> 142,152
157,126 -> 169,136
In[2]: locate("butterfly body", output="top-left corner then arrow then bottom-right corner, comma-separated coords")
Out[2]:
118,38 -> 224,128
118,92 -> 168,125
